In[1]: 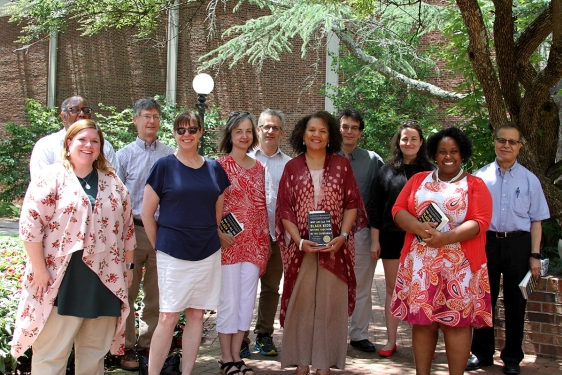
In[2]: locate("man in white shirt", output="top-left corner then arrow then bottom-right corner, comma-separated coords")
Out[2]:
29,95 -> 119,180
116,98 -> 175,370
244,109 -> 291,357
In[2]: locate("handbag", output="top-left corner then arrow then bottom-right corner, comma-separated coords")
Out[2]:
138,352 -> 181,375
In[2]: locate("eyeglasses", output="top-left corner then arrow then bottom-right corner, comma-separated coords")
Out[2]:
141,115 -> 161,121
260,125 -> 281,132
229,111 -> 251,119
175,127 -> 200,135
341,125 -> 361,132
67,106 -> 92,115
495,138 -> 521,146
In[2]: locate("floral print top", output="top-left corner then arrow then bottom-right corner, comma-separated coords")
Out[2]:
11,163 -> 135,357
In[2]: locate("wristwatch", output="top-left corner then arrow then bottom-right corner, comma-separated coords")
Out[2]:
125,263 -> 135,269
340,232 -> 349,243
529,253 -> 541,259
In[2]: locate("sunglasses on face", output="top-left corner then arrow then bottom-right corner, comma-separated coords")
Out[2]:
175,127 -> 200,135
67,106 -> 93,115
495,138 -> 521,146
229,111 -> 251,120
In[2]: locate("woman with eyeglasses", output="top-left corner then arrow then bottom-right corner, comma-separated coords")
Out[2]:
216,112 -> 269,375
390,127 -> 493,375
367,120 -> 434,357
276,111 -> 367,375
142,111 -> 231,375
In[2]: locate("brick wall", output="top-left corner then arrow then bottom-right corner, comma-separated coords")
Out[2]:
495,276 -> 562,358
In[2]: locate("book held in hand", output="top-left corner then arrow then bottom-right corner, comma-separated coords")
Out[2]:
308,211 -> 333,248
519,258 -> 549,299
219,212 -> 244,237
416,202 -> 449,244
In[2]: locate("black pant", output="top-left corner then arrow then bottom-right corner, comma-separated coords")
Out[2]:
471,232 -> 530,365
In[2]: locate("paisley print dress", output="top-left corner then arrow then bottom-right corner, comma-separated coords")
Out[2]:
390,174 -> 493,328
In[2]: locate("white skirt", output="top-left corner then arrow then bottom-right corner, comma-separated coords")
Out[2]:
156,250 -> 221,312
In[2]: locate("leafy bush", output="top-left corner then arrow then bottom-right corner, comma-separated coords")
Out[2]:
541,218 -> 562,275
0,235 -> 27,373
0,96 -> 224,203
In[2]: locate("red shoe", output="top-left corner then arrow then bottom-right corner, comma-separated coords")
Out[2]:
378,345 -> 397,357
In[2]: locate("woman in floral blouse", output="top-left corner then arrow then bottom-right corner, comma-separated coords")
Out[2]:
216,112 -> 269,375
12,120 -> 135,374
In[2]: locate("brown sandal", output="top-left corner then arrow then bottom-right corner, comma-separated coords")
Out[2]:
296,365 -> 310,375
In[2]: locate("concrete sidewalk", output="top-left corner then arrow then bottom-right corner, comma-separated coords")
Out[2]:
109,261 -> 562,375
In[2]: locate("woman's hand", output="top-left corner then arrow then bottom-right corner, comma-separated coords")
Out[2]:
31,267 -> 53,297
127,269 -> 133,288
318,235 -> 346,253
218,230 -> 236,248
370,240 -> 381,260
421,226 -> 449,248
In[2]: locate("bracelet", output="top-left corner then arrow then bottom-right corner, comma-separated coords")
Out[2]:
299,238 -> 304,251
125,263 -> 135,270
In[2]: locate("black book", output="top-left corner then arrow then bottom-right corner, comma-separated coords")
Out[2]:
219,212 -> 244,237
416,202 -> 449,244
308,211 -> 333,248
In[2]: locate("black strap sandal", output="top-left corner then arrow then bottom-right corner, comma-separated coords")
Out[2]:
234,360 -> 255,375
219,361 -> 242,375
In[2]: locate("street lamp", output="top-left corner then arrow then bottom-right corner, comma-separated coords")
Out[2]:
192,73 -> 215,155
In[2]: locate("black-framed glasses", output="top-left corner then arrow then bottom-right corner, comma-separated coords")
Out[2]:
175,127 -> 200,135
229,111 -> 251,120
495,137 -> 521,146
67,106 -> 92,115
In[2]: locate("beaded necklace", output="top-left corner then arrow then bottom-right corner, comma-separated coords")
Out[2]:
434,168 -> 464,183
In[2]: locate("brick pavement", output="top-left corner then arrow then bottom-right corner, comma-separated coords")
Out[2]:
108,261 -> 562,375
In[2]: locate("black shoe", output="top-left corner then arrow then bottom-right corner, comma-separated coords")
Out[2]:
465,354 -> 493,371
240,340 -> 251,358
254,334 -> 278,356
503,364 -> 520,375
349,339 -> 376,352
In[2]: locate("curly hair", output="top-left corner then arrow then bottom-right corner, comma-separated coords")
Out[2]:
390,120 -> 431,171
426,127 -> 473,163
289,111 -> 342,154
218,112 -> 258,153
61,119 -> 113,173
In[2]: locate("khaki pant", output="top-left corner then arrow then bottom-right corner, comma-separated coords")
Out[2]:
125,225 -> 159,349
32,309 -> 117,375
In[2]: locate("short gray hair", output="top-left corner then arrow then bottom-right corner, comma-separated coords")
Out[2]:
258,109 -> 285,129
133,98 -> 161,117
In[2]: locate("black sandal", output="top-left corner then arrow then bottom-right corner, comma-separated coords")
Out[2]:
219,361 -> 242,375
235,360 -> 255,375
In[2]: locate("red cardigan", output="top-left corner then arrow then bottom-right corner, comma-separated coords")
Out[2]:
392,171 -> 492,272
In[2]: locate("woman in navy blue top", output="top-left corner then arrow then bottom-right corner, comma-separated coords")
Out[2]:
142,111 -> 230,374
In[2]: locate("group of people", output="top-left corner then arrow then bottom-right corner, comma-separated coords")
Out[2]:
10,95 -> 549,375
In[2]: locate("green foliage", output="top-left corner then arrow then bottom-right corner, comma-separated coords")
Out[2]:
0,100 -> 61,202
323,48 -> 440,160
0,235 -> 27,373
0,203 -> 21,219
541,218 -> 562,275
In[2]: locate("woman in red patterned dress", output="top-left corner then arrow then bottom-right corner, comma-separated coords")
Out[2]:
216,112 -> 270,375
391,127 -> 493,375
275,111 -> 367,375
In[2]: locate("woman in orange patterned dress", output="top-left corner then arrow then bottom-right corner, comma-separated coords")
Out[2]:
391,127 -> 493,375
216,112 -> 270,375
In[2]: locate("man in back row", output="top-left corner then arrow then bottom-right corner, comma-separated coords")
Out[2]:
29,95 -> 119,180
337,109 -> 384,352
117,98 -> 175,370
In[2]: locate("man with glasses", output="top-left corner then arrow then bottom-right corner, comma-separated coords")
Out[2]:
116,98 -> 175,370
337,108 -> 384,352
29,95 -> 119,180
468,124 -> 549,375
242,109 -> 291,357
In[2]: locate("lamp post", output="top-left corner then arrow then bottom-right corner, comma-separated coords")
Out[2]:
192,73 -> 215,155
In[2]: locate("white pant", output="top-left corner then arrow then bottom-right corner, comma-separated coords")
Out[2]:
216,262 -> 260,334
349,227 -> 377,341
32,309 -> 117,375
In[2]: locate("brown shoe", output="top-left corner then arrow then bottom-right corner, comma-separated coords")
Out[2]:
119,349 -> 139,370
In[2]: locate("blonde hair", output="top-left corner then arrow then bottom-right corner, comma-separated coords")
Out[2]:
61,119 -> 114,174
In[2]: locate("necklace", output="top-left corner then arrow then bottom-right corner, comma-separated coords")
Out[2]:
78,170 -> 95,189
435,168 -> 464,183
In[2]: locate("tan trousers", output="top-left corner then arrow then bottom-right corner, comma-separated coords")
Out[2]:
125,225 -> 160,349
32,309 -> 117,375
